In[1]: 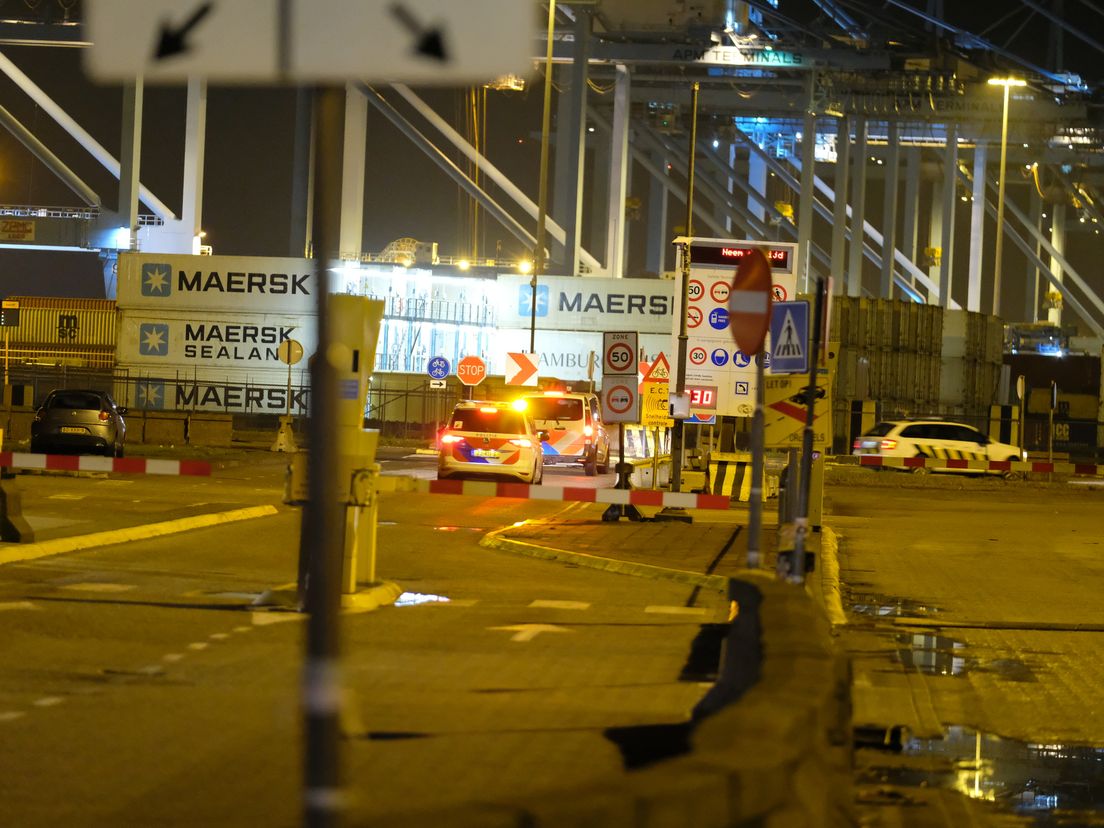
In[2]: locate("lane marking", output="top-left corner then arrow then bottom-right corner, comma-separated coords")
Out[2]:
61,583 -> 136,593
209,633 -> 229,640
645,606 -> 707,616
233,626 -> 253,633
529,599 -> 590,610
251,612 -> 304,627
0,601 -> 39,612
489,623 -> 573,642
33,697 -> 63,707
163,653 -> 185,662
187,642 -> 209,651
0,711 -> 27,722
48,494 -> 86,500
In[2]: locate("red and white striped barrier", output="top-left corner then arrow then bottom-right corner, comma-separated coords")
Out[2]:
0,451 -> 211,477
420,478 -> 731,510
844,455 -> 1104,476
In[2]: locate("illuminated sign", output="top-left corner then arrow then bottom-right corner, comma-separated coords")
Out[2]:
689,245 -> 790,270
687,385 -> 718,410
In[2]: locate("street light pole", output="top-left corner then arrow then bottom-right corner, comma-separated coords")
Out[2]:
988,76 -> 1026,319
532,0 -> 556,353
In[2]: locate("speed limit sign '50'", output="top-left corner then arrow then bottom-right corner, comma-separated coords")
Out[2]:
602,331 -> 638,377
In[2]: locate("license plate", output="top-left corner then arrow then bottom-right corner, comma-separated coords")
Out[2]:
60,426 -> 87,434
472,448 -> 498,458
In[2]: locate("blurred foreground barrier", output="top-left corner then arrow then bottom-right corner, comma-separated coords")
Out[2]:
0,451 -> 211,476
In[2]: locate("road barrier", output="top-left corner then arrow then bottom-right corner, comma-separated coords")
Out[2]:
841,454 -> 1104,476
380,476 -> 732,510
0,451 -> 211,476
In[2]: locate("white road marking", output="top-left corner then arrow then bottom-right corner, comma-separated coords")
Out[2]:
251,612 -> 304,627
187,642 -> 209,651
645,606 -> 707,616
33,697 -> 63,707
233,626 -> 253,633
0,711 -> 27,722
529,599 -> 590,610
209,633 -> 229,640
61,583 -> 136,593
163,653 -> 185,662
0,601 -> 39,612
138,665 -> 164,676
48,494 -> 86,500
489,623 -> 573,642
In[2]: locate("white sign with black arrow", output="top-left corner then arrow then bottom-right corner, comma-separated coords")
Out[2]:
85,0 -> 534,84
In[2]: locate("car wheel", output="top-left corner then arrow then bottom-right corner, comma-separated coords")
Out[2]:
597,447 -> 610,474
114,444 -> 125,459
911,452 -> 930,475
584,454 -> 598,477
533,463 -> 543,485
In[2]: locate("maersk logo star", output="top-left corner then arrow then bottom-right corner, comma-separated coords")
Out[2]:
139,323 -> 170,356
141,263 -> 172,296
518,284 -> 549,318
136,381 -> 166,410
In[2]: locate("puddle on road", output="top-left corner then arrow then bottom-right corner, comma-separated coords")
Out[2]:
872,725 -> 1104,824
848,591 -> 942,618
893,633 -> 1037,681
896,632 -> 968,677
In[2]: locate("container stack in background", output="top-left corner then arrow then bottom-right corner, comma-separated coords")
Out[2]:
940,309 -> 1004,420
831,297 -> 942,452
7,297 -> 117,370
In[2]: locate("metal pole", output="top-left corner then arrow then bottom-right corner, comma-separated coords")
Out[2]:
671,81 -> 699,495
300,86 -> 345,828
790,278 -> 826,583
747,354 -> 764,568
532,0 -> 556,353
993,83 -> 1011,318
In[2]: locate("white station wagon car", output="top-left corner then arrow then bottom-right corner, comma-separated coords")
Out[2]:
852,419 -> 1025,474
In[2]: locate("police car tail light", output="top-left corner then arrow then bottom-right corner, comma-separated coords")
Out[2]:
508,438 -> 533,448
98,410 -> 110,422
880,439 -> 897,451
440,434 -> 462,444
583,425 -> 594,437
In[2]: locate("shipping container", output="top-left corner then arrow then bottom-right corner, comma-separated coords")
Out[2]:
9,296 -> 117,348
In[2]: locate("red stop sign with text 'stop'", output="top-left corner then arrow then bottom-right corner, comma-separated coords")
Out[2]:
457,355 -> 487,386
728,248 -> 772,354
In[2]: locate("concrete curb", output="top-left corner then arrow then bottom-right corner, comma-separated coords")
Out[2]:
480,527 -> 730,591
818,526 -> 848,628
0,505 -> 281,566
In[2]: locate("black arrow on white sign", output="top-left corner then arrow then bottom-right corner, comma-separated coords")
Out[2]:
155,2 -> 213,60
389,3 -> 450,62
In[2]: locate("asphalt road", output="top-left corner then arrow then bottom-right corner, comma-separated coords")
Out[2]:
0,452 -> 723,826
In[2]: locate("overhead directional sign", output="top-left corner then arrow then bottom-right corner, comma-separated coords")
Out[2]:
84,0 -> 534,84
505,352 -> 538,386
769,301 -> 809,374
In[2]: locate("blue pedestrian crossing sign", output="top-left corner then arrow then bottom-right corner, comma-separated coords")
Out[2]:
769,300 -> 809,374
427,356 -> 451,380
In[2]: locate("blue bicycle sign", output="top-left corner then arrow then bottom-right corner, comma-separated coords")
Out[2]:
427,356 -> 451,380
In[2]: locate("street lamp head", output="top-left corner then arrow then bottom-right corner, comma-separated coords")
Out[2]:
987,77 -> 1027,88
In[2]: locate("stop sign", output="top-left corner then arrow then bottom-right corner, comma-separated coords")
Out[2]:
727,248 -> 772,354
456,355 -> 487,386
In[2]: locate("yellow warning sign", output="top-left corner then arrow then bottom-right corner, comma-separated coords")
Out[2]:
763,372 -> 831,450
638,352 -> 673,428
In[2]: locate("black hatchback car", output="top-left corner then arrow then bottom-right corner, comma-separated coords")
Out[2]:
30,389 -> 127,457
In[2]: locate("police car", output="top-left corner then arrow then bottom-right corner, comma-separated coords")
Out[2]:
852,419 -> 1025,474
522,390 -> 611,477
437,400 -> 544,484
